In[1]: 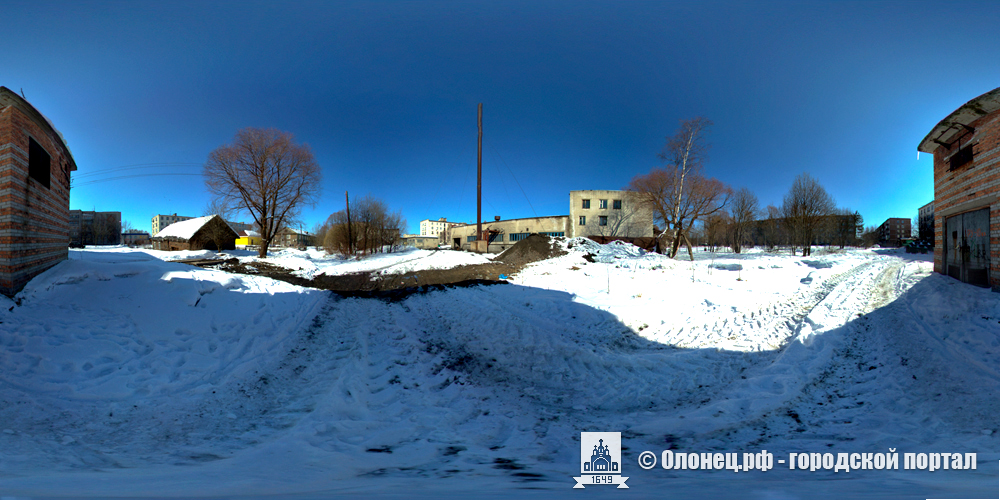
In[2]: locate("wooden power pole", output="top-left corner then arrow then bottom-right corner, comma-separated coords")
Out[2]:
477,103 -> 483,246
345,190 -> 352,256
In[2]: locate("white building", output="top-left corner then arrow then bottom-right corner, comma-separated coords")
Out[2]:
420,218 -> 460,237
151,213 -> 194,236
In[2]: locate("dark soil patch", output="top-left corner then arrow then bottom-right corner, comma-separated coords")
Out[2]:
494,233 -> 567,267
200,235 -> 566,299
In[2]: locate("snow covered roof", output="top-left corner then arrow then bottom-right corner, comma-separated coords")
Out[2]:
239,230 -> 260,238
918,86 -> 1000,154
153,215 -> 219,240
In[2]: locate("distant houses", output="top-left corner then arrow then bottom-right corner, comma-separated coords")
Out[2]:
918,86 -> 1000,288
0,86 -> 76,297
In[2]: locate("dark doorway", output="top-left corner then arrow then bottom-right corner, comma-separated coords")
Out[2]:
945,208 -> 991,287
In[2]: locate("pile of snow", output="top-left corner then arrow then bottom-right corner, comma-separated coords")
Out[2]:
0,244 -> 996,499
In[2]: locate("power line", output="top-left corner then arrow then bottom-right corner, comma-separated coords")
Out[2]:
72,172 -> 202,187
486,138 -> 537,217
73,162 -> 202,179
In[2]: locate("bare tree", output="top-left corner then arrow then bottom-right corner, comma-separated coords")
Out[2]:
203,198 -> 238,252
728,187 -> 758,253
781,173 -> 835,256
321,195 -> 405,256
629,169 -> 730,260
204,128 -> 322,258
92,213 -> 121,245
860,225 -> 879,248
704,212 -> 730,252
630,117 -> 729,259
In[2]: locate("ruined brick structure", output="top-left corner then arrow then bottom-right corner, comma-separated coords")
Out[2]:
918,86 -> 1000,289
0,87 -> 75,296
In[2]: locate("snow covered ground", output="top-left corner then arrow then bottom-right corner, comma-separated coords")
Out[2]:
0,242 -> 997,499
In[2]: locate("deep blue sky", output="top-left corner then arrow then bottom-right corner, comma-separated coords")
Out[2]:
6,0 -> 1000,234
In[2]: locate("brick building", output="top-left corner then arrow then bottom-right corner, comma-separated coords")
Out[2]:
917,86 -> 1000,288
69,209 -> 121,246
877,218 -> 911,248
917,201 -> 934,245
0,87 -> 76,296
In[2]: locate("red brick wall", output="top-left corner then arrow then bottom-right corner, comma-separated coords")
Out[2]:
932,110 -> 1000,287
0,104 -> 73,296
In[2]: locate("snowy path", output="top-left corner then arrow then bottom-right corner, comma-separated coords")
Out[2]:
0,247 -> 997,498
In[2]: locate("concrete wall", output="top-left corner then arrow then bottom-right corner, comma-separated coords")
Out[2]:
402,235 -> 439,249
930,107 -> 1000,287
568,190 -> 654,239
446,215 -> 570,252
0,89 -> 75,296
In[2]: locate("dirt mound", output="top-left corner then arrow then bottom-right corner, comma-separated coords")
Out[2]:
495,234 -> 567,267
213,259 -> 518,300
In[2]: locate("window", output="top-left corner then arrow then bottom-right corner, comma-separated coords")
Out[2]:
599,199 -> 608,209
467,236 -> 476,242
508,233 -> 530,242
599,216 -> 608,226
582,199 -> 590,209
540,232 -> 565,237
613,199 -> 622,210
28,137 -> 50,189
950,145 -> 975,171
488,233 -> 502,243
579,216 -> 586,225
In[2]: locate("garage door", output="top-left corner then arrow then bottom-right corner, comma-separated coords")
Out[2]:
944,208 -> 991,287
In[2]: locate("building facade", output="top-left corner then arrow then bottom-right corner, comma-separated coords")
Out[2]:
568,190 -> 654,239
443,190 -> 655,252
420,218 -> 460,237
401,234 -> 440,249
122,231 -> 151,247
917,201 -> 934,245
877,218 -> 911,248
69,210 -> 121,246
0,87 -> 76,296
447,215 -> 571,252
918,86 -> 1000,288
151,213 -> 194,235
274,228 -> 315,248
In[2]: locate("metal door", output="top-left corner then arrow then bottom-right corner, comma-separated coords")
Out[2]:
944,208 -> 991,287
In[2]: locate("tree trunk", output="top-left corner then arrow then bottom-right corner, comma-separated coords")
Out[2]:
259,239 -> 269,258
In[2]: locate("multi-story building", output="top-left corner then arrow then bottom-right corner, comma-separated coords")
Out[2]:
917,86 -> 1000,288
877,218 -> 911,248
918,201 -> 934,245
568,190 -> 654,239
69,210 -> 122,246
0,87 -> 76,296
227,221 -> 255,233
420,218 -> 461,237
151,213 -> 194,236
274,227 -> 315,248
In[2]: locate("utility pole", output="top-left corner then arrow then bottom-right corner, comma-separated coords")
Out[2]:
345,190 -> 352,256
477,103 -> 483,245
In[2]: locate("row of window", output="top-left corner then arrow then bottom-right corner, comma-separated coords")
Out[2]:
581,199 -> 623,210
579,216 -> 608,226
467,231 -> 567,243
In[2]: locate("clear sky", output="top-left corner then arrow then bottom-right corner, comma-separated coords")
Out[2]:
6,0 -> 1000,235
